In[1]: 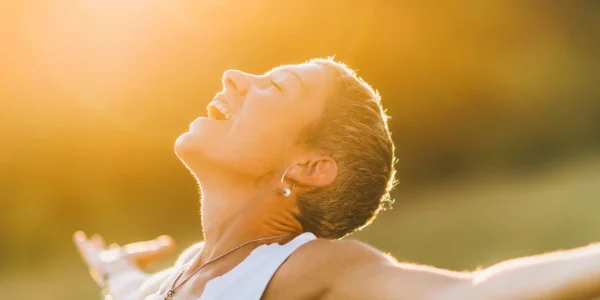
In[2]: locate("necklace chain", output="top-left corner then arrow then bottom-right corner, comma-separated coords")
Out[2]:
163,233 -> 292,300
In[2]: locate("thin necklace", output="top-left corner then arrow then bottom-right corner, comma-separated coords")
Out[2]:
163,233 -> 292,300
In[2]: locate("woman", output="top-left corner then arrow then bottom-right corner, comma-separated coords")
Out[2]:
75,58 -> 600,300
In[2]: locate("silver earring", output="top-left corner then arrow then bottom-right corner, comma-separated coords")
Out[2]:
280,167 -> 295,197
282,187 -> 292,197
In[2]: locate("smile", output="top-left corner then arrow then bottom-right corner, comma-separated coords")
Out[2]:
206,97 -> 232,121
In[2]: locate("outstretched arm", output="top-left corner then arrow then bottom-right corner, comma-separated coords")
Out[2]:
74,232 -> 203,300
328,241 -> 600,300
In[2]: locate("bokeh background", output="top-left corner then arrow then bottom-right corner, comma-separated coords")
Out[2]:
1,0 -> 599,299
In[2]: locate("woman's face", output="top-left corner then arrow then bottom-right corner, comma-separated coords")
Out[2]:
175,63 -> 330,179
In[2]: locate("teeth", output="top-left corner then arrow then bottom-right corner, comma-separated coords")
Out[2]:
217,105 -> 230,115
207,100 -> 232,120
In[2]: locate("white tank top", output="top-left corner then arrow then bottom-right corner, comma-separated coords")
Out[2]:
198,232 -> 316,300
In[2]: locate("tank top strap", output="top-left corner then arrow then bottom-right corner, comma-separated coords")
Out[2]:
199,232 -> 317,300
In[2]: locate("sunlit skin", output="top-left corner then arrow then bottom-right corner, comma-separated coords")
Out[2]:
75,62 -> 600,300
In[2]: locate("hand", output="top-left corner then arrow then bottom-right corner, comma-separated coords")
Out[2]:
73,231 -> 175,287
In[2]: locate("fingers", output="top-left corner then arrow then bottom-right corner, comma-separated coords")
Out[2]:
73,231 -> 86,242
157,235 -> 174,247
74,231 -> 105,249
74,231 -> 109,264
123,235 -> 174,253
74,231 -> 98,267
91,234 -> 106,249
123,235 -> 175,265
73,231 -> 89,258
73,232 -> 176,268
73,232 -> 85,261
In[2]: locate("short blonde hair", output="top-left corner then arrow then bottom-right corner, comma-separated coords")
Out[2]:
295,57 -> 396,239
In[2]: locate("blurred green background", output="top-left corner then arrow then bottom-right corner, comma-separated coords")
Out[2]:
1,0 -> 599,299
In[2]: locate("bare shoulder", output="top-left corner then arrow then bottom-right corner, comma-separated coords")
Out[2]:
289,239 -> 469,300
263,238 -> 394,299
282,238 -> 394,276
308,238 -> 394,262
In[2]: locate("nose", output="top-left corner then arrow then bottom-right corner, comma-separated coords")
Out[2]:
222,69 -> 250,96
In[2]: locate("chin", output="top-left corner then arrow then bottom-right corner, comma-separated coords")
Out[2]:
174,131 -> 206,162
174,130 -> 231,174
176,117 -> 221,157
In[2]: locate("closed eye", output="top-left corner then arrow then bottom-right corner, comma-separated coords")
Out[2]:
270,80 -> 284,92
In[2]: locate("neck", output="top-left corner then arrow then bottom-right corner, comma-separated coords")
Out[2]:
193,169 -> 303,263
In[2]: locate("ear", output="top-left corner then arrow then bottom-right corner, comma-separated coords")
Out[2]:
285,155 -> 338,188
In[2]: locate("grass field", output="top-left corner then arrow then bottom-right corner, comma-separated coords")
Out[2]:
2,156 -> 600,299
